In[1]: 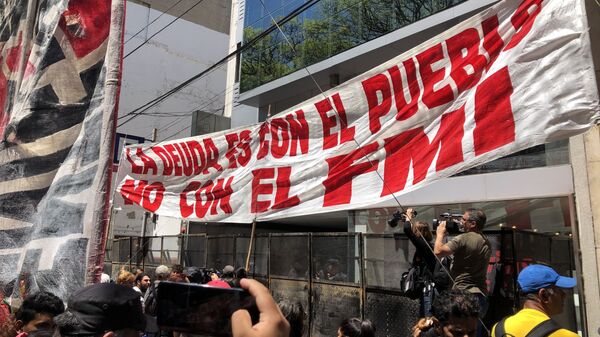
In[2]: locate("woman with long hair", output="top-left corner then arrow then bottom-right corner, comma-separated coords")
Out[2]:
403,208 -> 451,317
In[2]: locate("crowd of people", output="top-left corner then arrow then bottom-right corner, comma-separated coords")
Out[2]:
0,209 -> 581,337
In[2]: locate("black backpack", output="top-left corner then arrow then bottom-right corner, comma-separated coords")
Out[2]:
494,317 -> 561,337
432,256 -> 452,291
144,282 -> 158,316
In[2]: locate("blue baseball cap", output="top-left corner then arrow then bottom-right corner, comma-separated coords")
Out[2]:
518,264 -> 576,293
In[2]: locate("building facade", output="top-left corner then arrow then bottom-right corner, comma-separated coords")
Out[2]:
117,0 -> 230,150
110,0 -> 231,238
223,0 -> 600,335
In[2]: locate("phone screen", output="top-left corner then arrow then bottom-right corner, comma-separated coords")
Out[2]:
156,281 -> 258,336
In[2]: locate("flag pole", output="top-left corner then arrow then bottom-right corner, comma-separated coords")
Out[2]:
245,105 -> 271,272
245,219 -> 257,271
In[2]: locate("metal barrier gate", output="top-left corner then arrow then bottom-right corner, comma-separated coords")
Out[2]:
105,230 -> 577,337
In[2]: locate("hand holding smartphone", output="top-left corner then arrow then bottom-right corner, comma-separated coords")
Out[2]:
156,281 -> 259,337
232,279 -> 290,337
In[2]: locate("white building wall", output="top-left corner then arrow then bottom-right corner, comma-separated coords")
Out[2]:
111,1 -> 230,237
118,1 -> 229,143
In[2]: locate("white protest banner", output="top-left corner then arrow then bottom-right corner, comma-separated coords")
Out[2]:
115,0 -> 599,223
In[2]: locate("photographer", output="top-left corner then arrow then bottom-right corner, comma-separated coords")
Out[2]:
403,209 -> 450,317
404,209 -> 436,273
433,209 -> 491,320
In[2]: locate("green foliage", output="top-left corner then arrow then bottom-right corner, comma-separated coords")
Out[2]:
240,0 -> 465,92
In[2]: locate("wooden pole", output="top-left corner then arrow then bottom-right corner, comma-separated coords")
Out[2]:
245,220 -> 257,271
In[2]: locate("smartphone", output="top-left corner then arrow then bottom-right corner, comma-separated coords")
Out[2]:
156,281 -> 259,336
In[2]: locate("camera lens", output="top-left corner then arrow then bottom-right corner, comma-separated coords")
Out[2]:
387,210 -> 403,227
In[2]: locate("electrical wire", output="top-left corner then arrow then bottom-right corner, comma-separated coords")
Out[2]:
156,100 -> 226,142
117,0 -> 323,128
123,0 -> 373,127
142,68 -> 235,142
124,0 -> 185,45
140,84 -> 234,140
142,87 -> 230,142
118,0 -> 320,125
152,106 -> 225,143
256,0 -> 491,333
124,0 -> 207,60
138,87 -> 231,123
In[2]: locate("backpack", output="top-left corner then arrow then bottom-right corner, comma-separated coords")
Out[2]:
144,282 -> 158,316
401,265 -> 421,298
494,317 -> 561,337
432,256 -> 452,291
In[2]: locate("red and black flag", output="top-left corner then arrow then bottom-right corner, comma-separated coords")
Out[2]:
0,0 -> 124,299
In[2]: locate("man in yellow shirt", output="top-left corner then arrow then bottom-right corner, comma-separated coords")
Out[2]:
491,264 -> 578,337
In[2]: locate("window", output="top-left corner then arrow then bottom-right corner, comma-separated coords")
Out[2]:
240,0 -> 468,92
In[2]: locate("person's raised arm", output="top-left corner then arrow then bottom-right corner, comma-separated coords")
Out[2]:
403,209 -> 430,252
403,208 -> 416,238
434,222 -> 453,257
232,279 -> 290,337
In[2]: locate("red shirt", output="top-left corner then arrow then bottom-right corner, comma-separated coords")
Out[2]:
0,300 -> 10,326
206,280 -> 231,288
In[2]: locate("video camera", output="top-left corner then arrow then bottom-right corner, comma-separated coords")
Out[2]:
387,209 -> 417,228
432,212 -> 464,234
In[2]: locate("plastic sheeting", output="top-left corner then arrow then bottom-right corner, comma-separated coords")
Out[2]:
0,0 -> 124,301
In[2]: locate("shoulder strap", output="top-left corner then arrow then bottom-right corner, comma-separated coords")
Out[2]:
526,319 -> 561,337
494,317 -> 507,337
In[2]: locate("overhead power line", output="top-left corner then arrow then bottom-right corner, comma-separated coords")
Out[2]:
117,0 -> 323,128
158,108 -> 223,142
124,0 -> 207,59
124,0 -> 185,44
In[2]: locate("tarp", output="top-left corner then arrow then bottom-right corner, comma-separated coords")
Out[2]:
0,0 -> 124,300
116,0 -> 599,223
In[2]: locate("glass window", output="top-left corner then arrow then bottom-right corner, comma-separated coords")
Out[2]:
283,0 -> 306,16
241,0 -> 469,92
353,196 -> 574,236
361,0 -> 396,41
456,139 -> 569,176
245,0 -> 263,28
264,0 -> 283,13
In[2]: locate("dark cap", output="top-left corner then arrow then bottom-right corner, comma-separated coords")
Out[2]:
55,283 -> 146,335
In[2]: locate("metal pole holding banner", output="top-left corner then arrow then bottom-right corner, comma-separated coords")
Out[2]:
245,220 -> 257,271
141,212 -> 150,270
142,212 -> 150,238
179,219 -> 187,265
104,206 -> 115,263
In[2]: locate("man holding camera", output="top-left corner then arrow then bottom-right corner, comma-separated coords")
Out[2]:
433,208 -> 491,318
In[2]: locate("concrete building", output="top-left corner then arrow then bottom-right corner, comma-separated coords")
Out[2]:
116,0 -> 231,155
222,0 -> 600,334
110,0 -> 231,238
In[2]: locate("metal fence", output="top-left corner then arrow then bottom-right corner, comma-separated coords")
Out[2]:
105,229 -> 577,337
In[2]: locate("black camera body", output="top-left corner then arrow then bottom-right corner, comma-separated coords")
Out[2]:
388,210 -> 417,228
432,213 -> 464,234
